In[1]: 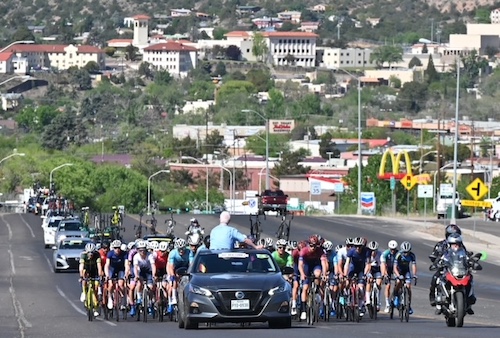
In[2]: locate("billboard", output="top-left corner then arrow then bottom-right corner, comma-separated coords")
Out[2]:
270,119 -> 295,134
378,149 -> 413,180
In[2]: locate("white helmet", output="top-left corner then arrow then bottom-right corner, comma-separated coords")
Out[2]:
257,238 -> 266,247
367,241 -> 379,251
276,239 -> 287,248
120,243 -> 127,251
187,233 -> 202,246
288,240 -> 298,250
150,241 -> 159,251
190,217 -> 199,224
400,241 -> 411,253
322,240 -> 334,251
264,237 -> 274,248
335,244 -> 344,252
111,240 -> 122,248
174,238 -> 186,249
85,243 -> 96,252
158,241 -> 169,251
136,240 -> 147,250
127,241 -> 135,250
388,240 -> 398,250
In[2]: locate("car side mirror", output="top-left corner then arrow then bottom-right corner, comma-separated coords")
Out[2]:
176,267 -> 189,276
281,266 -> 294,275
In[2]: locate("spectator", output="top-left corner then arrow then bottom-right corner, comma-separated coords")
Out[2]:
210,211 -> 263,250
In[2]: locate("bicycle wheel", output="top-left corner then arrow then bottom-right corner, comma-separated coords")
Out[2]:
86,286 -> 94,322
404,287 -> 410,322
323,288 -> 332,322
284,224 -> 290,241
372,286 -> 378,320
399,291 -> 404,322
158,288 -> 165,322
276,224 -> 284,239
255,222 -> 261,242
143,287 -> 149,323
114,287 -> 120,322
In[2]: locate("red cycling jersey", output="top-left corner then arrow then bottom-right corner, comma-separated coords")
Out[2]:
154,251 -> 168,270
98,248 -> 108,269
299,246 -> 327,264
292,248 -> 301,264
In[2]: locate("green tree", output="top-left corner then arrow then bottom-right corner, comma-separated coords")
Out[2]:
170,169 -> 195,186
408,56 -> 422,68
475,8 -> 491,23
213,27 -> 229,40
318,131 -> 340,159
204,130 -> 227,155
421,43 -> 428,54
370,45 -> 403,69
245,133 -> 290,156
154,70 -> 173,86
41,112 -> 87,150
125,44 -> 138,61
216,80 -> 255,104
84,61 -> 100,72
425,54 -> 439,83
214,62 -> 227,77
16,106 -> 59,133
252,32 -> 269,62
225,45 -> 241,60
290,123 -> 318,141
246,69 -> 273,92
11,26 -> 35,42
272,148 -> 311,177
138,62 -> 154,80
397,81 -> 428,113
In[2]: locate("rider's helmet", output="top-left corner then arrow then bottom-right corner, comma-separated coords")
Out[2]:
275,238 -> 287,249
309,235 -> 320,247
388,240 -> 398,250
345,237 -> 354,246
111,240 -> 122,249
335,244 -> 344,252
127,241 -> 135,250
203,235 -> 211,248
158,241 -> 169,252
136,240 -> 147,250
101,241 -> 110,249
174,238 -> 186,249
264,237 -> 274,248
317,234 -> 325,246
288,240 -> 298,250
353,237 -> 366,247
445,224 -> 462,238
447,233 -> 463,245
190,217 -> 199,225
298,240 -> 307,250
150,241 -> 159,251
322,240 -> 334,252
257,238 -> 266,247
120,243 -> 127,251
400,241 -> 412,253
85,242 -> 96,253
367,241 -> 379,251
187,233 -> 202,246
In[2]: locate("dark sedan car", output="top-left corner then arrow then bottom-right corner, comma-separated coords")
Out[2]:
177,249 -> 293,330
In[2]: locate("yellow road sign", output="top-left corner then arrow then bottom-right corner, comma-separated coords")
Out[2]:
415,174 -> 431,184
466,178 -> 488,201
400,174 -> 417,191
461,200 -> 492,208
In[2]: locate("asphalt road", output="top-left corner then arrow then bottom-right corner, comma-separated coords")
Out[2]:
1,212 -> 499,338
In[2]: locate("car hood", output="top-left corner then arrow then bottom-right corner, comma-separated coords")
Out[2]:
190,273 -> 285,290
55,249 -> 83,258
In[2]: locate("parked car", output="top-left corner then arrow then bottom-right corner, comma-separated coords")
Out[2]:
53,218 -> 89,244
52,238 -> 91,272
257,189 -> 288,215
177,249 -> 293,329
44,216 -> 64,248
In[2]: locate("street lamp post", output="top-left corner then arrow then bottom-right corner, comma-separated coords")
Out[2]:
451,59 -> 460,224
181,156 -> 210,213
49,163 -> 74,192
242,109 -> 270,190
419,150 -> 438,174
0,152 -> 25,165
216,164 -> 233,213
147,170 -> 170,215
0,40 -> 35,53
433,163 -> 455,213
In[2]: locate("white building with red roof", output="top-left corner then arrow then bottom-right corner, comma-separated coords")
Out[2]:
0,52 -> 14,73
143,41 -> 197,78
4,44 -> 105,71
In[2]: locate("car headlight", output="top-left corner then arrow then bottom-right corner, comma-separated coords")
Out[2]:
58,235 -> 66,241
56,254 -> 66,261
189,285 -> 213,297
268,283 -> 288,296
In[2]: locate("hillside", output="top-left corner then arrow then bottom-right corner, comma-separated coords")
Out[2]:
0,0 -> 495,45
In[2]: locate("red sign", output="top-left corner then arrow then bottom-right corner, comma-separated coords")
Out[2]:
270,119 -> 295,134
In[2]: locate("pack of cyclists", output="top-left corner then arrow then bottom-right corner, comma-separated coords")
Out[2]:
76,213 -> 475,322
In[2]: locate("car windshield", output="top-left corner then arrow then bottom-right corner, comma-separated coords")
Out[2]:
59,221 -> 83,231
60,240 -> 87,250
194,252 -> 278,274
264,190 -> 284,197
48,219 -> 62,228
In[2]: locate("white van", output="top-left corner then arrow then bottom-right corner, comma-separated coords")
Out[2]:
437,191 -> 461,219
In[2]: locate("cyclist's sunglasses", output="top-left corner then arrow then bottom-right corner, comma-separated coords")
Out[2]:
277,246 -> 285,250
138,249 -> 147,253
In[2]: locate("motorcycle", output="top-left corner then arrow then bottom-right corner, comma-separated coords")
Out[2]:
429,250 -> 482,327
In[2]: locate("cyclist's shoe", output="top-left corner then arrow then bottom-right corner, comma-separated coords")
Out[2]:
319,307 -> 324,319
376,303 -> 381,312
467,307 -> 474,315
393,296 -> 399,307
291,306 -> 297,316
409,307 -> 413,315
339,296 -> 346,306
136,297 -> 142,305
120,305 -> 127,311
359,306 -> 365,316
130,306 -> 136,317
148,306 -> 153,315
93,310 -> 100,317
300,311 -> 307,320
80,292 -> 85,303
330,309 -> 336,317
107,296 -> 113,309
171,298 -> 178,305
167,304 -> 173,313
384,305 -> 390,313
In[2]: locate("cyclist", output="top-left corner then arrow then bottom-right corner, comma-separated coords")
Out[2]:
187,217 -> 204,235
133,240 -> 155,313
167,238 -> 192,312
290,240 -> 306,316
298,235 -> 328,320
272,239 -> 293,270
126,241 -> 138,316
343,237 -> 369,316
364,240 -> 382,312
322,240 -> 336,317
152,241 -> 170,314
380,239 -> 398,313
393,241 -> 417,315
98,241 -> 110,307
429,224 -> 462,308
79,242 -> 103,317
105,240 -> 127,310
258,237 -> 275,252
188,233 -> 203,256
111,206 -> 121,227
329,244 -> 344,317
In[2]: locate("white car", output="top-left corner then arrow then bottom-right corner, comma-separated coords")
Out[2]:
44,216 -> 64,248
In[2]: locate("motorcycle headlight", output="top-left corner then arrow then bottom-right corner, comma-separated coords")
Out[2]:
189,285 -> 213,297
269,283 -> 288,296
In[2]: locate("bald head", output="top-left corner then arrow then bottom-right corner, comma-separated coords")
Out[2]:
220,211 -> 231,224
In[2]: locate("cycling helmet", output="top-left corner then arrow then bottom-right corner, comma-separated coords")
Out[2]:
345,237 -> 354,245
257,238 -> 266,247
127,241 -> 135,250
136,240 -> 147,250
158,241 -> 169,251
150,241 -> 159,251
188,233 -> 202,246
120,243 -> 127,251
400,241 -> 411,253
203,235 -> 210,248
288,240 -> 298,250
352,237 -> 365,247
309,235 -> 319,246
190,217 -> 199,224
367,241 -> 379,251
335,244 -> 344,252
276,239 -> 287,248
264,237 -> 274,248
95,243 -> 101,250
174,238 -> 186,249
447,233 -> 463,245
111,240 -> 122,248
323,240 -> 334,251
388,240 -> 398,250
317,235 -> 325,246
298,240 -> 307,249
85,243 -> 96,252
445,224 -> 462,238
101,241 -> 110,249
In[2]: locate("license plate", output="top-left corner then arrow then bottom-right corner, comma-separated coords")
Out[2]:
230,299 -> 250,310
272,204 -> 279,207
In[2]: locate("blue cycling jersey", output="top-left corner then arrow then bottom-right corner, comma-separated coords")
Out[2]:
394,251 -> 416,271
107,250 -> 127,271
168,248 -> 192,268
347,247 -> 368,272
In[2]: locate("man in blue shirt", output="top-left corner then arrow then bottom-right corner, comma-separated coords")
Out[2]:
210,211 -> 262,250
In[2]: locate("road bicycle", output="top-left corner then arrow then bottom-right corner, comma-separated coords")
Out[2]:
344,274 -> 362,323
366,275 -> 381,320
249,213 -> 263,241
108,278 -> 127,322
164,207 -> 177,237
395,276 -> 417,322
154,277 -> 168,322
82,277 -> 100,322
305,276 -> 322,325
321,278 -> 333,322
81,207 -> 90,228
275,212 -> 293,241
146,212 -> 158,235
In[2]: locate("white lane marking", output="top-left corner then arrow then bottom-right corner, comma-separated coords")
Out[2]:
44,254 -> 53,272
56,286 -> 117,327
10,276 -> 32,337
18,215 -> 35,238
8,249 -> 16,275
3,215 -> 13,240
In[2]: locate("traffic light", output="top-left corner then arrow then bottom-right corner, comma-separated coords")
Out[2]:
406,176 -> 412,189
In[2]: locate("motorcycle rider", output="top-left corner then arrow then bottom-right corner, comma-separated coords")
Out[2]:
429,224 -> 463,309
434,233 -> 476,315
